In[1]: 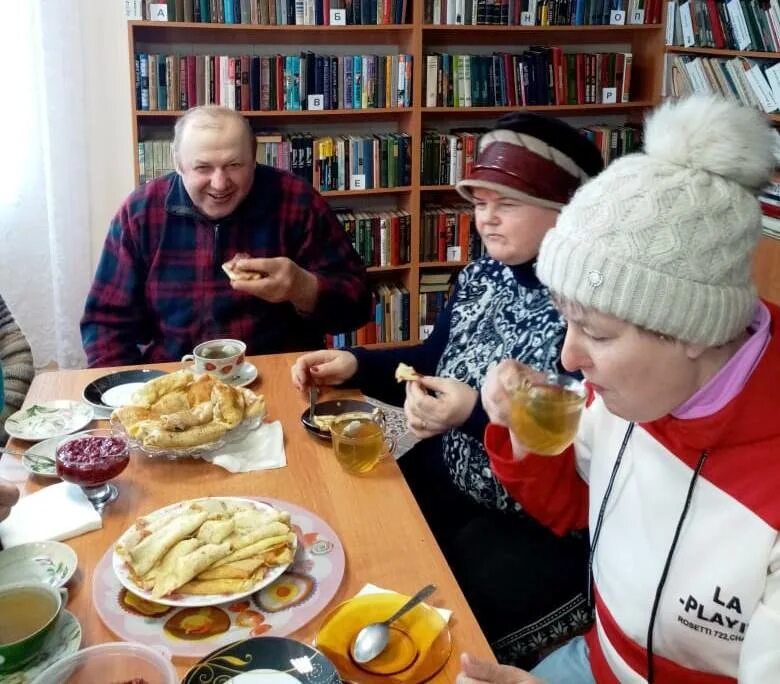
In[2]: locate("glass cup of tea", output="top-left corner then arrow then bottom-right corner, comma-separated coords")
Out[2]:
330,411 -> 395,475
509,373 -> 586,456
55,428 -> 130,511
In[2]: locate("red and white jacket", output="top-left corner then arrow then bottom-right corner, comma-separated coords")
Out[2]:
485,306 -> 780,683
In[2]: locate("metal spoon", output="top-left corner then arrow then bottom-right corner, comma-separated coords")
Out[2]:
308,385 -> 318,425
350,584 -> 437,664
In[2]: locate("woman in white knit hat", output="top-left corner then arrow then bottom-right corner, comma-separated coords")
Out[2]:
458,96 -> 780,684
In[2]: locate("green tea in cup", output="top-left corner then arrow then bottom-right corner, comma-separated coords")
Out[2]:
510,373 -> 586,456
330,411 -> 394,474
0,582 -> 66,673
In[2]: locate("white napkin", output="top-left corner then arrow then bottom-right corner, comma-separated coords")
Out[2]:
201,420 -> 286,473
358,583 -> 452,623
0,482 -> 102,548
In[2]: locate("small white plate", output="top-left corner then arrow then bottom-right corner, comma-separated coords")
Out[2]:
231,361 -> 259,387
21,437 -> 62,479
0,610 -> 81,683
5,401 -> 94,442
0,541 -> 77,588
195,361 -> 258,388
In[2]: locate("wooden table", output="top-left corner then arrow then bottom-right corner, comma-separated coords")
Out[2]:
1,353 -> 493,680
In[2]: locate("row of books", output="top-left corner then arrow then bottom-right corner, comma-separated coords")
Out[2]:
760,175 -> 780,240
138,140 -> 174,184
420,205 -> 485,262
256,132 -> 413,190
135,53 -> 414,112
580,123 -> 642,165
328,283 -> 411,347
138,117 -> 639,187
420,122 -> 638,185
423,0 -> 662,24
336,210 -> 413,266
421,130 -> 485,185
667,0 -> 780,52
127,0 -> 408,24
668,56 -> 780,114
424,50 -> 633,108
419,272 -> 454,339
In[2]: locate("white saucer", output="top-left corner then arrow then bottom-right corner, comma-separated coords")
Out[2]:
0,541 -> 77,587
196,362 -> 258,388
4,401 -> 94,442
231,361 -> 259,387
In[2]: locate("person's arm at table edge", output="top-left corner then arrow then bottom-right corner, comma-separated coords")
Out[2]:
80,206 -> 150,367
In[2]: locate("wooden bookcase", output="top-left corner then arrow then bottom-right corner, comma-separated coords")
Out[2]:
126,14 -> 669,347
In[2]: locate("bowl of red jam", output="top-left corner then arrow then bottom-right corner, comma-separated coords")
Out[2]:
55,430 -> 129,510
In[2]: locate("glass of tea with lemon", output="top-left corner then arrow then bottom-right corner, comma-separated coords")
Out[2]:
510,373 -> 586,456
330,411 -> 395,474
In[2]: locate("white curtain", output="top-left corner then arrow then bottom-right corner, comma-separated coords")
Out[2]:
0,0 -> 91,368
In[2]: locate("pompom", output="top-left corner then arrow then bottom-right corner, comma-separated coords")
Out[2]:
644,96 -> 774,191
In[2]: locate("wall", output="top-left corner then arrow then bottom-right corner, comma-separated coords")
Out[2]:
82,2 -> 135,270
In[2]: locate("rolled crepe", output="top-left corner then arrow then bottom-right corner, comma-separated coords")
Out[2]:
131,370 -> 193,408
142,422 -> 227,448
178,578 -> 254,595
187,374 -> 215,406
140,538 -> 203,590
227,521 -> 291,551
151,390 -> 190,415
212,384 -> 245,429
152,542 -> 231,598
197,556 -> 268,580
127,419 -> 162,442
213,532 -> 295,568
196,518 -> 235,544
128,510 -> 209,577
240,389 -> 266,419
232,508 -> 289,532
112,406 -> 154,430
159,401 -> 214,431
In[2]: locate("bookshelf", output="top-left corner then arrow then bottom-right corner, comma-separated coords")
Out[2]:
126,8 -> 668,347
664,1 -> 780,302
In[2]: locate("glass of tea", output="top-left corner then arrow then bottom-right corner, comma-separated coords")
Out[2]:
509,373 -> 586,456
330,411 -> 395,475
55,428 -> 130,511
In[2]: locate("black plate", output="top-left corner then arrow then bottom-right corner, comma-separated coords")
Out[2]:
82,369 -> 167,412
301,399 -> 377,440
183,636 -> 341,683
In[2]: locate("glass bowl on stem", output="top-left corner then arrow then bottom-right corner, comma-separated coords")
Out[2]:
54,428 -> 130,512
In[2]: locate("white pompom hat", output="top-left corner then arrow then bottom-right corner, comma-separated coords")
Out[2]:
535,96 -> 775,346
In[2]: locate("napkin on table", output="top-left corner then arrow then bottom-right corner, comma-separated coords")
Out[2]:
358,582 -> 452,623
0,481 -> 102,548
201,420 -> 286,473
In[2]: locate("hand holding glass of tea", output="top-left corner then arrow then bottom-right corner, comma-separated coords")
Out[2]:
483,361 -> 586,456
510,372 -> 586,456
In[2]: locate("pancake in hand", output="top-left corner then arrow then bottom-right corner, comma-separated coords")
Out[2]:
395,362 -> 421,382
221,252 -> 263,281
